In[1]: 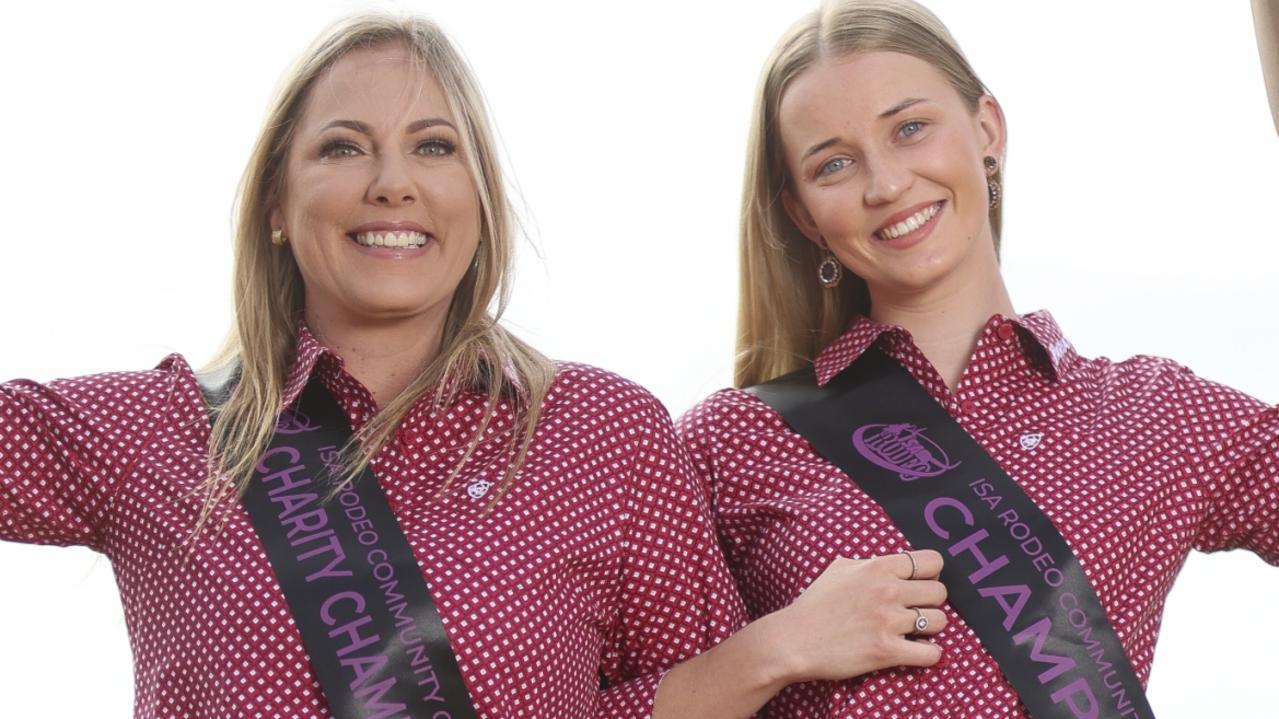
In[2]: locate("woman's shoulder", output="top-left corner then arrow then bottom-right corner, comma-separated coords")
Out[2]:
1071,349 -> 1187,380
0,354 -> 203,469
5,353 -> 196,408
676,386 -> 775,435
673,386 -> 798,474
543,360 -> 675,429
535,362 -> 695,485
1054,347 -> 1272,444
1071,349 -> 1262,406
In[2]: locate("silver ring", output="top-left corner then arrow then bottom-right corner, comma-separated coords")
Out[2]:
902,551 -> 918,581
912,607 -> 929,633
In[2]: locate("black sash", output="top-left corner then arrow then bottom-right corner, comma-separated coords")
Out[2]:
749,347 -> 1154,719
208,376 -> 479,719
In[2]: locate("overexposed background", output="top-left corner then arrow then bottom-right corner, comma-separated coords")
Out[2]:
1,0 -> 1275,716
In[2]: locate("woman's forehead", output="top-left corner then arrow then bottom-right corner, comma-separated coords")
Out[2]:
782,51 -> 953,122
300,43 -> 453,130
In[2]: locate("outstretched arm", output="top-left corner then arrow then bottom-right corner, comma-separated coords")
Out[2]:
1256,0 -> 1279,135
0,366 -> 179,550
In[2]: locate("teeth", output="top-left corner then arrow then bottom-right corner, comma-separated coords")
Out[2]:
879,203 -> 940,240
352,231 -> 429,248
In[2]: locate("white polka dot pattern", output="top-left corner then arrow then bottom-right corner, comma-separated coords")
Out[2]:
678,311 -> 1279,718
0,326 -> 744,718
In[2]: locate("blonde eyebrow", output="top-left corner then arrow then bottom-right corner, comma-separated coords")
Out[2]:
319,118 -> 458,135
879,97 -> 929,118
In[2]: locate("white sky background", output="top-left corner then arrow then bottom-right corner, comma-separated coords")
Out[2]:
0,0 -> 1275,716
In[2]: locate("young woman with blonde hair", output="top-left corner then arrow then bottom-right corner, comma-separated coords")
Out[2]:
680,0 -> 1279,716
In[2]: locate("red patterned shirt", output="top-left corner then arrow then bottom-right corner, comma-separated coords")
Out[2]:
679,311 -> 1279,718
0,327 -> 744,719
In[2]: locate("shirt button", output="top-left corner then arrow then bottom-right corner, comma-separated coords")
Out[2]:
960,399 -> 978,414
996,322 -> 1015,341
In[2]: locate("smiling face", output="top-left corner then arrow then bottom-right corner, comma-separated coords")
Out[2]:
271,41 -> 481,330
779,51 -> 1005,299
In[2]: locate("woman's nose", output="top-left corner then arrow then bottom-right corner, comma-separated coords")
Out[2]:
862,152 -> 912,206
368,154 -> 417,206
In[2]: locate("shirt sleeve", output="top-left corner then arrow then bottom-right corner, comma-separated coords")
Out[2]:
596,394 -> 747,718
676,389 -> 756,573
1179,369 -> 1279,564
0,364 -> 180,551
674,390 -> 730,518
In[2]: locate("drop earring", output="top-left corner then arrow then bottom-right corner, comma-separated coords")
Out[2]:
817,240 -> 843,288
984,155 -> 1001,210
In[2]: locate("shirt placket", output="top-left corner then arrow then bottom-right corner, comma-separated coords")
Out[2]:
897,319 -> 1026,718
951,319 -> 1024,434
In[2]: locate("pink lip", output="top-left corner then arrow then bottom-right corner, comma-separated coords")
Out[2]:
873,200 -> 944,250
347,220 -> 431,235
874,201 -> 944,236
345,221 -> 435,259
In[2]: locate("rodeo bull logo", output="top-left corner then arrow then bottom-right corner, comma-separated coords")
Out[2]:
851,423 -> 959,481
275,408 -> 321,435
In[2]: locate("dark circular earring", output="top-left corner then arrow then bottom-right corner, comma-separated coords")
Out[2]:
817,239 -> 843,288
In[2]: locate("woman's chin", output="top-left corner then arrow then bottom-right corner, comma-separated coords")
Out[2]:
312,293 -> 454,328
864,235 -> 987,297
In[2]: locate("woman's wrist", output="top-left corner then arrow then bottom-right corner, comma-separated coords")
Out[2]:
652,611 -> 802,718
732,608 -> 809,690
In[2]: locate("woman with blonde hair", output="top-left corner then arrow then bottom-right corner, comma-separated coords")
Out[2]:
680,0 -> 1279,716
0,13 -> 767,718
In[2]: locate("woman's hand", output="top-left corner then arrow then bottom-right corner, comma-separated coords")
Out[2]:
762,549 -> 948,683
652,550 -> 947,719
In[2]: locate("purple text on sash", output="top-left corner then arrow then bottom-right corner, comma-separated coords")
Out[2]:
852,423 -> 1144,719
255,408 -> 457,718
326,448 -> 453,711
922,491 -> 1145,719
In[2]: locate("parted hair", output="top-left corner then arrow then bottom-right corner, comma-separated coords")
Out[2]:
735,0 -> 1001,388
197,14 -> 555,537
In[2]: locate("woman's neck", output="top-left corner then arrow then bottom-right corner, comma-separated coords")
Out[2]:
304,307 -> 446,409
867,249 -> 1014,394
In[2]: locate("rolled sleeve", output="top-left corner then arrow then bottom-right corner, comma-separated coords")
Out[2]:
0,363 -> 179,551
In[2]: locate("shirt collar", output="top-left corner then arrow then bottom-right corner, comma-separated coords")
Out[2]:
812,309 -> 1077,386
1015,310 -> 1078,378
276,323 -> 531,415
279,323 -> 346,411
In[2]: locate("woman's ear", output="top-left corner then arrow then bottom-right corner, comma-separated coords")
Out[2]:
974,94 -> 1008,164
782,188 -> 824,246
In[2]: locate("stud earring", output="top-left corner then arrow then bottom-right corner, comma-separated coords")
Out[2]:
271,229 -> 287,246
984,156 -> 1001,211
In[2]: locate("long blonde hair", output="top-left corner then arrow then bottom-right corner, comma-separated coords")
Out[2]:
735,0 -> 1001,387
198,14 -> 554,536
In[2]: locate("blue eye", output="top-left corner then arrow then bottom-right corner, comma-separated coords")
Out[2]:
900,121 -> 926,138
818,157 -> 852,177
